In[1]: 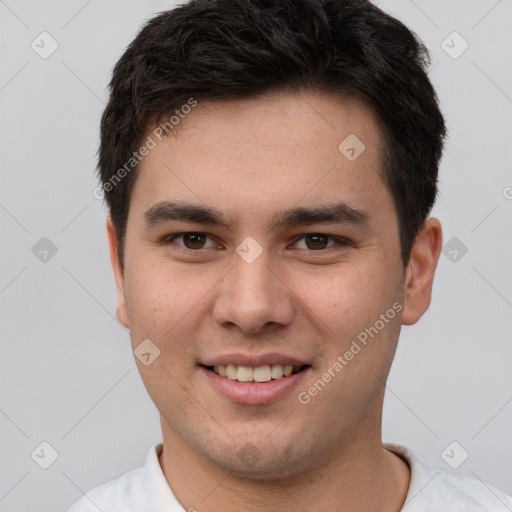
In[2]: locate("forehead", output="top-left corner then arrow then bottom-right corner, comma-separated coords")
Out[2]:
129,91 -> 391,226
161,91 -> 382,157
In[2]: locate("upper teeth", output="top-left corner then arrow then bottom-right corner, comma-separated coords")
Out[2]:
213,364 -> 296,382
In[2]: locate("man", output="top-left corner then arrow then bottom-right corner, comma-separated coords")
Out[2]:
68,0 -> 512,510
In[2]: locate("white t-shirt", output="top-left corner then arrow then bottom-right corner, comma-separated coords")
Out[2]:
66,442 -> 512,511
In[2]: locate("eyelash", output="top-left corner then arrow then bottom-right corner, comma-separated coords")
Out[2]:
161,232 -> 350,252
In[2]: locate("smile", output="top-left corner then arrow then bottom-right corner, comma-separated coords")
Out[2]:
206,364 -> 306,383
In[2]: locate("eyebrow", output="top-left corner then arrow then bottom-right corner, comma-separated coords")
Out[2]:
143,200 -> 372,230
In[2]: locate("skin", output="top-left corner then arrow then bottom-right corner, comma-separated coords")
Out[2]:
107,90 -> 443,512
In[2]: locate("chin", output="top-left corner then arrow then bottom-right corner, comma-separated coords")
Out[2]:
200,433 -> 315,480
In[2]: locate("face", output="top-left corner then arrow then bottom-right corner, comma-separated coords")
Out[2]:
108,91 -> 436,478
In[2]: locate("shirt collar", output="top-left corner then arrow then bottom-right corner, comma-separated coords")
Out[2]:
143,443 -> 185,512
384,442 -> 437,510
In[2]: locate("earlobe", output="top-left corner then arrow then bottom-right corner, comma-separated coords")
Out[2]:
106,217 -> 129,328
401,217 -> 443,326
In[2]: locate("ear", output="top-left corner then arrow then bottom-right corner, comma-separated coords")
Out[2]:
401,217 -> 443,326
106,216 -> 129,328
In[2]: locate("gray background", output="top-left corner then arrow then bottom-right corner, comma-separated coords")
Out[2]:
0,0 -> 511,510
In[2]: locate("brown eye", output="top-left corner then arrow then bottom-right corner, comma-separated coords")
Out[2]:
292,234 -> 349,251
304,234 -> 330,250
164,232 -> 216,250
305,235 -> 329,250
182,233 -> 207,249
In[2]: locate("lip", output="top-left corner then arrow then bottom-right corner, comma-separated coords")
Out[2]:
201,352 -> 308,368
200,365 -> 311,405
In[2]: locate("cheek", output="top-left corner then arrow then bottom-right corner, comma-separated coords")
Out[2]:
296,260 -> 403,390
300,262 -> 393,328
124,259 -> 193,328
122,259 -> 218,368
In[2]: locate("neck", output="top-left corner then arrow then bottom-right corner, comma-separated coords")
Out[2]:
158,417 -> 410,512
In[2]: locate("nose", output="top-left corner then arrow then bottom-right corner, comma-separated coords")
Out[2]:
212,248 -> 294,336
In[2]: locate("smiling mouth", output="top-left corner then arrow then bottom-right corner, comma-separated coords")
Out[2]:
202,364 -> 309,383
